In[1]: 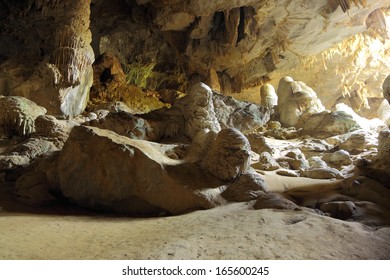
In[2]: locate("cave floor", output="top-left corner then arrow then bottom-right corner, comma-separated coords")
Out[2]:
1,179 -> 389,260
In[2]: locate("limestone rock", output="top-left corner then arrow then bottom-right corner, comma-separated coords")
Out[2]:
252,152 -> 280,171
276,76 -> 325,127
298,109 -> 361,138
320,201 -> 357,220
339,131 -> 369,154
266,121 -> 281,130
212,91 -> 270,132
276,169 -> 300,177
0,95 -> 47,138
355,130 -> 390,186
202,128 -> 251,181
264,126 -> 299,140
34,115 -> 77,148
0,138 -> 57,170
253,193 -> 299,210
14,152 -> 61,205
342,176 -> 390,209
58,125 -> 223,215
300,139 -> 334,158
184,130 -> 216,163
301,167 -> 344,180
92,52 -> 126,85
322,150 -> 352,168
307,156 -> 328,169
260,83 -> 278,111
383,75 -> 390,104
245,134 -> 273,155
87,111 -> 157,141
280,149 -> 310,171
175,82 -> 221,140
15,170 -> 56,206
221,171 -> 268,202
377,129 -> 390,164
377,99 -> 390,126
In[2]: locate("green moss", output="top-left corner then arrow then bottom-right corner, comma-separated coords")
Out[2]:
123,62 -> 187,92
124,63 -> 155,90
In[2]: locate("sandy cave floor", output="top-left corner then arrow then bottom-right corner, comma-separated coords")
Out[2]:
1,174 -> 390,260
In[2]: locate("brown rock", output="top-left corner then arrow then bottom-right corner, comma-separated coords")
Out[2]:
58,125 -> 224,215
253,193 -> 299,210
222,171 -> 268,202
202,128 -> 251,181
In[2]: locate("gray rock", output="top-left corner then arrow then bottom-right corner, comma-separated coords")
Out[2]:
276,169 -> 300,177
301,167 -> 344,179
212,91 -> 270,132
298,109 -> 361,138
307,156 -> 328,169
176,82 -> 221,140
339,131 -> 368,154
322,150 -> 352,168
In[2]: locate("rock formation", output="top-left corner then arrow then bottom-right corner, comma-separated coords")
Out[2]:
202,128 -> 251,181
260,83 -> 278,112
383,75 -> 390,105
0,96 -> 46,138
175,82 -> 221,140
58,125 -> 225,215
275,76 -> 325,127
0,0 -> 389,261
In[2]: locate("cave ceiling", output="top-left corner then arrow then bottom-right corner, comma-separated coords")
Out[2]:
0,0 -> 389,113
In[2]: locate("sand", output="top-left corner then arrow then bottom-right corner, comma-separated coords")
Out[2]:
1,175 -> 389,260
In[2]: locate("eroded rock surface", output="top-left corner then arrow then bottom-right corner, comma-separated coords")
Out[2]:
58,125 -> 227,215
0,96 -> 47,138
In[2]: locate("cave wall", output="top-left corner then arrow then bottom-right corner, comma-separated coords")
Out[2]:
0,0 -> 389,117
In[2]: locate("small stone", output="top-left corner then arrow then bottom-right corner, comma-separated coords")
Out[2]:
276,169 -> 300,177
267,121 -> 281,130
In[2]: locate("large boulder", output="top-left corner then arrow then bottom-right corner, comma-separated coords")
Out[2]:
212,91 -> 270,132
298,106 -> 361,138
58,125 -> 224,215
